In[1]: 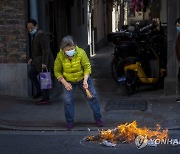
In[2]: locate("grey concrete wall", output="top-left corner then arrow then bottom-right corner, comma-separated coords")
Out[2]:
0,64 -> 29,97
95,37 -> 107,51
164,0 -> 180,95
93,0 -> 106,43
71,0 -> 88,49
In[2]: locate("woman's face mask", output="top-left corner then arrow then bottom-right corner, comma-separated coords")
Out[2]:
65,49 -> 75,57
64,46 -> 76,57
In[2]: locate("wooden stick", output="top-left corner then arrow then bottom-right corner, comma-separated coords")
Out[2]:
85,89 -> 93,98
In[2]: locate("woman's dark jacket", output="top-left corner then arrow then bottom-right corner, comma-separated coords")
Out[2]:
30,30 -> 54,72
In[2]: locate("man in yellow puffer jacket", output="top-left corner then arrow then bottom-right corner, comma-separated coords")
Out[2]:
54,36 -> 103,130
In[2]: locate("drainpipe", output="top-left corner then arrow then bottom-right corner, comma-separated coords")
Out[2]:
29,0 -> 38,22
119,0 -> 124,30
28,0 -> 39,97
87,0 -> 93,57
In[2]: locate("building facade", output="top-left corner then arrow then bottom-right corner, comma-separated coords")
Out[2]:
0,0 -> 29,97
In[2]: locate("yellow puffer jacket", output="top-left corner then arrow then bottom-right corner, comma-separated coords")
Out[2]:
54,46 -> 91,82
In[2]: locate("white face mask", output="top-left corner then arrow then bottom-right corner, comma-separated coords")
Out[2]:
65,49 -> 75,57
30,28 -> 37,35
177,27 -> 180,32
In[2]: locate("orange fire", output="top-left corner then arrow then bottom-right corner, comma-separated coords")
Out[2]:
86,121 -> 168,143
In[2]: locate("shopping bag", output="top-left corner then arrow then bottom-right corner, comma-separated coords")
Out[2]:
40,69 -> 52,89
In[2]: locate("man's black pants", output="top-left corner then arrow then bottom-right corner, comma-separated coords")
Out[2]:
28,65 -> 49,99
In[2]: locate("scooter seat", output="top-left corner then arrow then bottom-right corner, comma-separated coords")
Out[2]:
125,57 -> 139,64
116,41 -> 137,57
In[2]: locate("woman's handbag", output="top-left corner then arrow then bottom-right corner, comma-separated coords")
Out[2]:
40,68 -> 52,89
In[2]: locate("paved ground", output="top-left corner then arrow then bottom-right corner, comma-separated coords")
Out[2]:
0,130 -> 180,154
0,44 -> 180,131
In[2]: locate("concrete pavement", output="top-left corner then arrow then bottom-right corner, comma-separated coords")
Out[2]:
0,44 -> 180,131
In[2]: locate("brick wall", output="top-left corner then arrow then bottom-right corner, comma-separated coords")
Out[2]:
0,0 -> 28,63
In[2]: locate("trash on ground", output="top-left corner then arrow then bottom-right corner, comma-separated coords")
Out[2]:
101,140 -> 116,147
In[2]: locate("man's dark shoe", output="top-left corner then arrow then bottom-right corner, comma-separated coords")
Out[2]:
33,92 -> 42,99
96,120 -> 103,127
176,98 -> 180,102
36,99 -> 51,105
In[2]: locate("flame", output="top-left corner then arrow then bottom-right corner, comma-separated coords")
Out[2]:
85,121 -> 168,143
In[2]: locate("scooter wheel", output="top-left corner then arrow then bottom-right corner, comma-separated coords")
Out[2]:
124,71 -> 137,95
111,58 -> 125,83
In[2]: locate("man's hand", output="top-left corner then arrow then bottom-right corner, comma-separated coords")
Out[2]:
28,59 -> 32,64
42,64 -> 47,69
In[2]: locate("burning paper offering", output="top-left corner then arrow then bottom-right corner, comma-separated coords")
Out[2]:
85,121 -> 168,145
